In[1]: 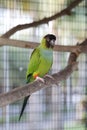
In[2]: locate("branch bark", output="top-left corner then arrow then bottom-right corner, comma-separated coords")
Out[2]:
68,39 -> 87,64
0,37 -> 87,53
0,62 -> 78,107
1,0 -> 83,38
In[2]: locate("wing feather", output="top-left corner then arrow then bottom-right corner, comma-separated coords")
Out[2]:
26,48 -> 40,79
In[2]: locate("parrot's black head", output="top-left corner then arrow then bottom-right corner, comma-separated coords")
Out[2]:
44,34 -> 56,48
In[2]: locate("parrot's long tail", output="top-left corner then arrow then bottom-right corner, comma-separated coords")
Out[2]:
19,95 -> 30,121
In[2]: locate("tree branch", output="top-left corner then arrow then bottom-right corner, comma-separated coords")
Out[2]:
0,0 -> 84,108
0,37 -> 87,53
68,39 -> 87,65
1,0 -> 83,38
0,62 -> 78,107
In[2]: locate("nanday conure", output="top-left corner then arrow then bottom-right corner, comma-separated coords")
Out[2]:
19,34 -> 56,120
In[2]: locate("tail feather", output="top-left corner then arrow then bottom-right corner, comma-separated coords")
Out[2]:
19,95 -> 30,121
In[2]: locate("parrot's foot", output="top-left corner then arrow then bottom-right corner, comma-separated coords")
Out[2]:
35,76 -> 44,83
45,74 -> 54,80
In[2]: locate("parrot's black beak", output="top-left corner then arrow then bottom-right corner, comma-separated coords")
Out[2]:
50,39 -> 55,47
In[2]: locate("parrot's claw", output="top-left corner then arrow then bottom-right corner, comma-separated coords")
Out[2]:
45,74 -> 54,80
35,76 -> 45,83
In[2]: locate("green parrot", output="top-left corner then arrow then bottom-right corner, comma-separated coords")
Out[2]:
19,34 -> 56,120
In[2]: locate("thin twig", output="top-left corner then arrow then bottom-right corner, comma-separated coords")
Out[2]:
68,39 -> 87,65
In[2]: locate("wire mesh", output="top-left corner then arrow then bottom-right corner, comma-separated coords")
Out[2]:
0,0 -> 87,130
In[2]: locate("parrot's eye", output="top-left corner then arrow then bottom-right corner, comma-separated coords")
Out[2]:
46,37 -> 50,42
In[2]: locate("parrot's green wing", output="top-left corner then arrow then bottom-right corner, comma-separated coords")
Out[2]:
26,47 -> 41,81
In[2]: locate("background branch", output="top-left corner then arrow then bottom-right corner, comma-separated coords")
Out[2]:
0,37 -> 87,53
1,0 -> 83,38
0,62 -> 78,107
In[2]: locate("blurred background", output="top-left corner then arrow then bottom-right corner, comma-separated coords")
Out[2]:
0,0 -> 87,130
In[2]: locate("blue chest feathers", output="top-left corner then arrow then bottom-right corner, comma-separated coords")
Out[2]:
41,49 -> 53,62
